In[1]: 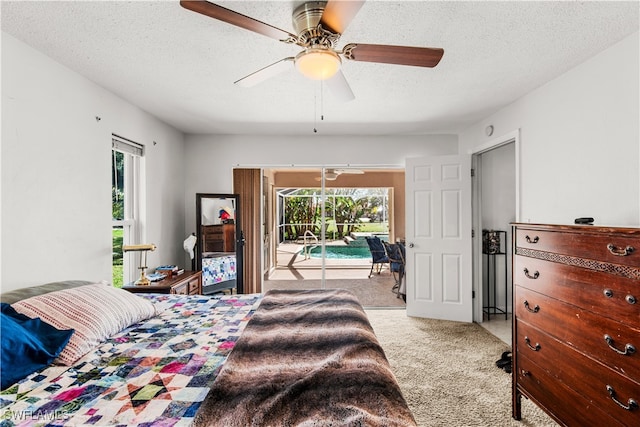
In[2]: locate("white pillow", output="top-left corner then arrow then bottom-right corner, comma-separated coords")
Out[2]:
12,282 -> 158,365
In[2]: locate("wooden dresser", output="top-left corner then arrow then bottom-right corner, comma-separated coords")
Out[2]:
512,223 -> 639,426
123,270 -> 202,295
201,224 -> 235,252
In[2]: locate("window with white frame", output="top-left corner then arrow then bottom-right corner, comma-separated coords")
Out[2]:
112,135 -> 144,287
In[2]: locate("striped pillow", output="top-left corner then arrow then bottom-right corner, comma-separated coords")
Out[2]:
11,282 -> 158,365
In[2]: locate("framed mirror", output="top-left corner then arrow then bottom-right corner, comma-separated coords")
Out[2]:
196,193 -> 243,294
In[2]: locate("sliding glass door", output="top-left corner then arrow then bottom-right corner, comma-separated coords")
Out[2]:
267,167 -> 392,291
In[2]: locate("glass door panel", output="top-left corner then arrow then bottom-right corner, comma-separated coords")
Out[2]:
268,167 -> 392,291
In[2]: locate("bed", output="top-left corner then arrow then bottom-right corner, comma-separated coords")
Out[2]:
201,253 -> 236,295
0,283 -> 415,426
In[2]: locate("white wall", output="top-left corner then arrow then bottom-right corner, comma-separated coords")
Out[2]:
460,32 -> 640,226
1,33 -> 186,292
480,144 -> 516,232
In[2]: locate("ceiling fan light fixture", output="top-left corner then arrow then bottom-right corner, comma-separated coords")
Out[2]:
324,172 -> 338,180
295,48 -> 341,80
324,168 -> 339,180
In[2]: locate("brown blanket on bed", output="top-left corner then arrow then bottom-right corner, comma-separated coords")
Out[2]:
193,289 -> 416,427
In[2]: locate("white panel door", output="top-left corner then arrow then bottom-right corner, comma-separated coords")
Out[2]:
405,155 -> 472,322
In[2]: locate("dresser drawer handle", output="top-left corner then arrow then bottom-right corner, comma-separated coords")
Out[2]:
607,243 -> 635,256
524,336 -> 541,351
603,290 -> 637,305
523,300 -> 540,313
523,268 -> 539,280
525,235 -> 539,244
604,334 -> 637,355
606,385 -> 639,411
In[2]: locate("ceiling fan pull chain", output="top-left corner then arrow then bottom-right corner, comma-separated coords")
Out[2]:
313,88 -> 318,133
321,80 -> 325,121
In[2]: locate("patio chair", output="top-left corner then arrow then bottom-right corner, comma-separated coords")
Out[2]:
365,236 -> 389,277
383,241 -> 406,298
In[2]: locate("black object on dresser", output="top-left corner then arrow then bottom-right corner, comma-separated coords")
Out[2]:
512,223 -> 639,426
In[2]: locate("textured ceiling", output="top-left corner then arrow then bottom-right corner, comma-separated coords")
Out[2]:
2,1 -> 638,135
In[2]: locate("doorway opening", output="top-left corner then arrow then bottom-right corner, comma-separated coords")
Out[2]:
472,130 -> 519,344
261,167 -> 406,308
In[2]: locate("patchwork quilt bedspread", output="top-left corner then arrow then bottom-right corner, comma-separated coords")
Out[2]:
0,293 -> 262,427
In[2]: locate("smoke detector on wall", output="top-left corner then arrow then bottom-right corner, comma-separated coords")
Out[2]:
485,125 -> 494,136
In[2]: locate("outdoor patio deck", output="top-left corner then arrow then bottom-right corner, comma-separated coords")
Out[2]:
264,242 -> 405,308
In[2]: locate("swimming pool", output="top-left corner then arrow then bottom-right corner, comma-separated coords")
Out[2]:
301,235 -> 389,260
303,245 -> 371,259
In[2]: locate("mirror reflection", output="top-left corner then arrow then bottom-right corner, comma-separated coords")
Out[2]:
201,197 -> 236,252
196,193 -> 243,295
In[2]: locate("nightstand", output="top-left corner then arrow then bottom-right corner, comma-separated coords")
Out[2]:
123,270 -> 202,295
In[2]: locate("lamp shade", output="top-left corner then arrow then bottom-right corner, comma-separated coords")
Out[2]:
295,48 -> 341,80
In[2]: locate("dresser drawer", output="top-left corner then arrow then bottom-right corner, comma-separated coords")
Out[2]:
515,227 -> 640,268
515,286 -> 640,380
202,224 -> 235,252
516,351 -> 626,427
514,255 -> 640,325
516,321 -> 640,426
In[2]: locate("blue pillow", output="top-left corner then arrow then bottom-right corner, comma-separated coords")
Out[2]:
1,303 -> 74,390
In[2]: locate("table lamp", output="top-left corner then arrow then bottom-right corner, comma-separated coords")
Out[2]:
122,243 -> 157,285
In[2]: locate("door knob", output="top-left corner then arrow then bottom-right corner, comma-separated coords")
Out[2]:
409,243 -> 415,248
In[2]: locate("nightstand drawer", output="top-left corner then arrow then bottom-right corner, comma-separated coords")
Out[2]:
123,271 -> 202,296
170,281 -> 189,295
187,276 -> 201,295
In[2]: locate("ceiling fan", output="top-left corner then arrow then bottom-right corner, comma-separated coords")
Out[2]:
180,0 -> 444,101
316,168 -> 365,181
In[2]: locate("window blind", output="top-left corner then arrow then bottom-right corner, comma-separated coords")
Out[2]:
112,134 -> 144,157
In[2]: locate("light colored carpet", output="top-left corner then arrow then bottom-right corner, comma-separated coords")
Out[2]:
263,277 -> 405,307
366,310 -> 558,427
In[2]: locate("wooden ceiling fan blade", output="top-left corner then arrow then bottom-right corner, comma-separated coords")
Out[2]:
320,0 -> 365,34
180,1 -> 297,42
336,168 -> 364,174
343,43 -> 444,67
325,70 -> 355,102
234,58 -> 294,87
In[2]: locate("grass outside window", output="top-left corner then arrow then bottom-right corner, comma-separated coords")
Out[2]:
112,228 -> 123,288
